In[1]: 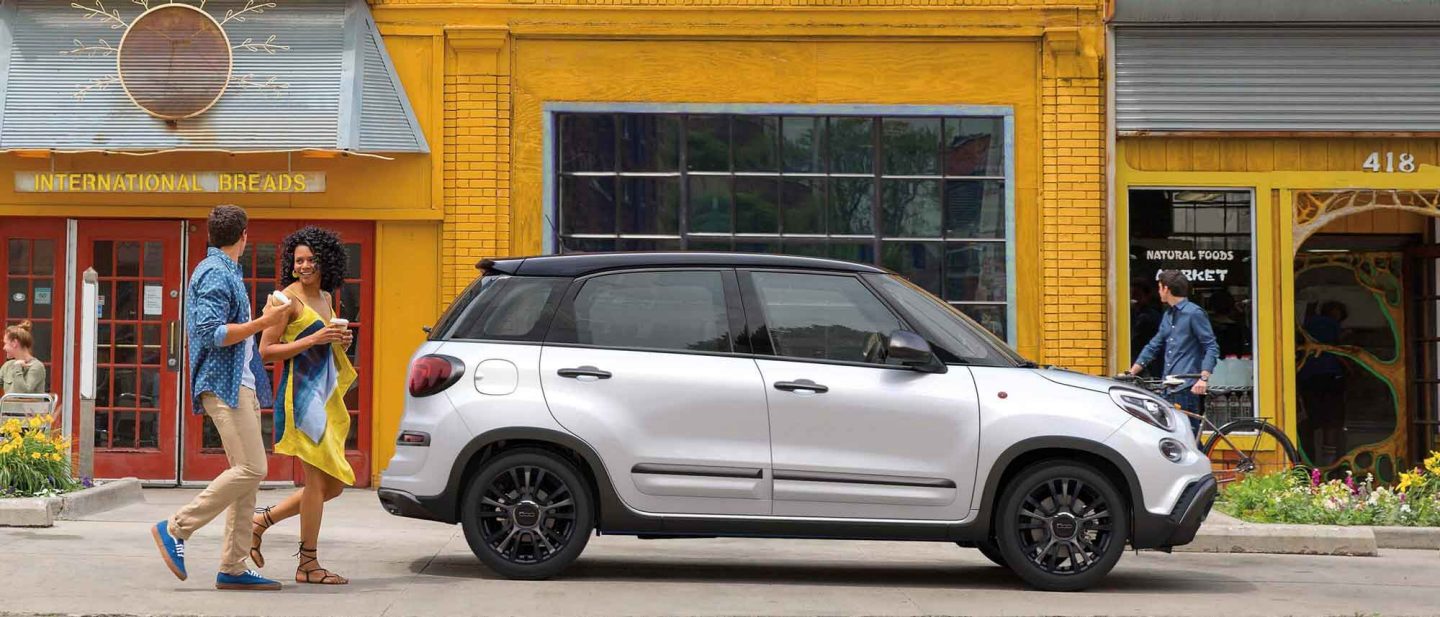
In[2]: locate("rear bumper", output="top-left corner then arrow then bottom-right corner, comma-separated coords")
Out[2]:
1131,474 -> 1216,550
377,488 -> 451,524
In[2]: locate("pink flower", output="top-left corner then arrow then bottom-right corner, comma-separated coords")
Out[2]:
1345,473 -> 1357,494
1311,468 -> 1323,487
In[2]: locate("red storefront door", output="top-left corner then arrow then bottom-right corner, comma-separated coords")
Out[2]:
181,220 -> 374,486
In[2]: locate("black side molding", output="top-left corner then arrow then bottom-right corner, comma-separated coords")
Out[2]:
773,470 -> 956,489
632,463 -> 763,479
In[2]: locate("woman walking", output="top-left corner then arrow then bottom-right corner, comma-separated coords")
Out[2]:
250,227 -> 356,585
2,321 -> 46,394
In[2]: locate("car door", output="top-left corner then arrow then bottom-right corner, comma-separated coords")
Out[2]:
539,268 -> 772,516
742,269 -> 980,520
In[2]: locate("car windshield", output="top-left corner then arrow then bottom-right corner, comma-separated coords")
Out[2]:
863,274 -> 1028,367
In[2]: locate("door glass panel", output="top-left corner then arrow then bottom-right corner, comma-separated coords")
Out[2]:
28,321 -> 51,369
143,242 -> 163,277
115,281 -> 139,320
751,272 -> 903,364
7,239 -> 28,274
558,271 -> 731,353
93,241 -> 114,276
94,411 -> 110,448
33,240 -> 55,276
7,279 -> 26,316
139,413 -> 159,449
114,411 -> 136,448
117,241 -> 141,277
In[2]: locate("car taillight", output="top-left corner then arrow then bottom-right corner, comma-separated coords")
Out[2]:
408,355 -> 465,397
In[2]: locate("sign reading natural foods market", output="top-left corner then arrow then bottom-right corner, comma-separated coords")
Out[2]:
1131,246 -> 1251,288
13,172 -> 325,194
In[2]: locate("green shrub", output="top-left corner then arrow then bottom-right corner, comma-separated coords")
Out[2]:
0,415 -> 80,498
1216,451 -> 1440,527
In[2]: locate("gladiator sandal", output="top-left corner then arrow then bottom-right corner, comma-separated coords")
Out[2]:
250,506 -> 276,568
295,544 -> 348,585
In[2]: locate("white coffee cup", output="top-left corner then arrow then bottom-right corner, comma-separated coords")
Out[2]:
329,318 -> 349,329
270,290 -> 291,306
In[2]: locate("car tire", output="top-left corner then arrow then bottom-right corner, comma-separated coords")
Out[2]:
460,448 -> 594,580
959,539 -> 1008,567
994,462 -> 1129,592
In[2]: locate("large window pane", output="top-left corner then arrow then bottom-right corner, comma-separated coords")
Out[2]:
882,117 -> 940,176
945,180 -> 1005,239
686,115 -> 729,172
688,176 -> 732,234
733,116 -> 779,172
782,116 -> 823,173
735,177 -> 779,234
561,114 -> 615,172
566,271 -> 731,353
1128,189 -> 1254,413
882,180 -> 942,238
620,177 -> 681,235
829,178 -> 874,235
882,242 -> 942,296
945,242 -> 1007,302
828,117 -> 874,174
7,240 -> 28,275
751,272 -> 902,364
781,177 -> 825,235
620,115 -> 681,172
561,176 -> 617,235
944,117 -> 1004,177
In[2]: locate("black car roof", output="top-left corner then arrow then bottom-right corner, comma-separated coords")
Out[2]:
480,252 -> 888,277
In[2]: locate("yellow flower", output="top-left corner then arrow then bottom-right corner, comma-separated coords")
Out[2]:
1425,451 -> 1440,475
31,452 -> 42,460
50,453 -> 63,462
1398,470 -> 1420,494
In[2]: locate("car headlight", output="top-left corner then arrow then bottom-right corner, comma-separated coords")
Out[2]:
1108,387 -> 1175,432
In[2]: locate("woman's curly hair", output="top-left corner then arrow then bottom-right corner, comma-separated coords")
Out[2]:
279,226 -> 347,293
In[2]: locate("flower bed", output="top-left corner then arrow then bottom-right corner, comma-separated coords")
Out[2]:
0,415 -> 80,498
1217,451 -> 1440,527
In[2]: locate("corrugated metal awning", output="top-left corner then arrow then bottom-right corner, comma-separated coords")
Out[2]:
0,0 -> 427,154
1115,27 -> 1440,133
1113,0 -> 1440,24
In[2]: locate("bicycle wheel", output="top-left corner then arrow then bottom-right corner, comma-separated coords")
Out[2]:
1200,419 -> 1301,484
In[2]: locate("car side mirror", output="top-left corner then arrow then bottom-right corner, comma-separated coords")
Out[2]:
888,330 -> 946,374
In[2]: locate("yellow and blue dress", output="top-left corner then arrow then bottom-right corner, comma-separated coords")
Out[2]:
274,299 -> 357,486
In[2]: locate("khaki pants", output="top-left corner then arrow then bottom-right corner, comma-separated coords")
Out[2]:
169,388 -> 267,575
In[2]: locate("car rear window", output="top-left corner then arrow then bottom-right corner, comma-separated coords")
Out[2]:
439,276 -> 570,342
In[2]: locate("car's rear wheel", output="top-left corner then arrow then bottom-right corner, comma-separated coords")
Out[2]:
995,462 -> 1129,592
461,448 -> 594,580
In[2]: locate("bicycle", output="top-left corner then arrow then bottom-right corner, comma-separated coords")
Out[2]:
1114,373 -> 1300,485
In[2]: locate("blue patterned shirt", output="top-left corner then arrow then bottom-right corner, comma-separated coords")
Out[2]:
1134,299 -> 1220,393
187,247 -> 273,411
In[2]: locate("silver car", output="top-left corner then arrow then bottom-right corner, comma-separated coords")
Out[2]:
379,253 -> 1215,592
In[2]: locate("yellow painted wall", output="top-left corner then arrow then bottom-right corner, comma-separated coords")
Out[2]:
373,0 -> 1109,374
372,220 -> 442,483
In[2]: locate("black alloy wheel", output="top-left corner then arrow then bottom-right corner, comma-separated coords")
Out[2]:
461,449 -> 594,579
995,462 -> 1129,592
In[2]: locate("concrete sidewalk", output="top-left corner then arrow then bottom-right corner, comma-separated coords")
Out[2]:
1,488 -> 1438,617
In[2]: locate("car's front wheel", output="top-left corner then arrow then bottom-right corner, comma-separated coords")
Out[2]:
460,448 -> 594,580
994,462 -> 1129,592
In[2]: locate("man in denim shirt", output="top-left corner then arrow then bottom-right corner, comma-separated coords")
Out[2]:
1127,270 -> 1220,437
151,205 -> 287,590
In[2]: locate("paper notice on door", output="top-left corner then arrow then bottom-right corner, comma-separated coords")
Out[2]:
34,288 -> 51,305
144,285 -> 163,316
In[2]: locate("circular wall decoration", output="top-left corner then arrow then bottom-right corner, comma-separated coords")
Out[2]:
117,3 -> 233,120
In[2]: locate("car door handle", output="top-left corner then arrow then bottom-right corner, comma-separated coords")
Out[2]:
774,380 -> 828,394
558,366 -> 612,380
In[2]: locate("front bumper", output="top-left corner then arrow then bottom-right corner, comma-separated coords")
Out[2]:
378,488 -> 451,524
1132,474 -> 1216,550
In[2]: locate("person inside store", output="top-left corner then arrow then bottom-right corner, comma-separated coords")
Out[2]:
1129,277 -> 1163,377
1126,270 -> 1221,436
251,226 -> 356,586
1297,300 -> 1349,465
1,320 -> 46,394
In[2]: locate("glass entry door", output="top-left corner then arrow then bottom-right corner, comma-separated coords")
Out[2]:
76,221 -> 184,481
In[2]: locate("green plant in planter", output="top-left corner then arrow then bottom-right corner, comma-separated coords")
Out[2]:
1217,451 -> 1440,527
0,415 -> 79,498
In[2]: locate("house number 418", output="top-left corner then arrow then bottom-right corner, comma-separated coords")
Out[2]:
1363,151 -> 1417,173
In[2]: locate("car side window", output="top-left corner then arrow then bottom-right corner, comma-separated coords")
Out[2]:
553,270 -> 733,353
451,277 -> 570,342
749,272 -> 904,364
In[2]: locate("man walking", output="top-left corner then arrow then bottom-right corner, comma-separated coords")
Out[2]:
151,205 -> 286,590
1127,270 -> 1220,437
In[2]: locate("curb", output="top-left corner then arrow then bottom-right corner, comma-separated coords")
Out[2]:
1373,525 -> 1440,550
0,478 -> 143,527
57,477 -> 144,520
1179,521 -> 1378,556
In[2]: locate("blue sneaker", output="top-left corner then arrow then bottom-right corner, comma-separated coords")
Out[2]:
216,569 -> 283,591
150,520 -> 187,581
